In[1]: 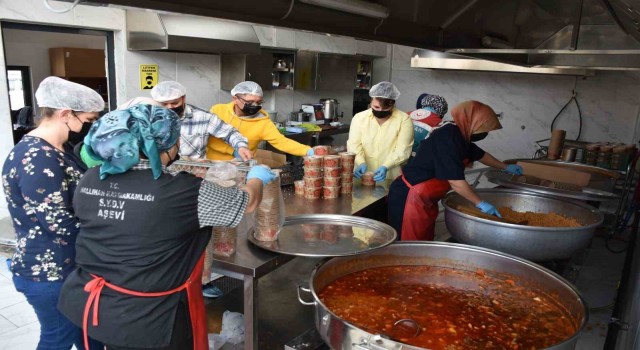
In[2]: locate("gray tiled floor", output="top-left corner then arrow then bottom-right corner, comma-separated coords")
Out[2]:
0,259 -> 39,350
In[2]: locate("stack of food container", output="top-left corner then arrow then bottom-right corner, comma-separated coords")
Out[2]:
254,170 -> 283,241
295,147 -> 357,199
323,155 -> 342,199
300,155 -> 324,199
339,152 -> 355,194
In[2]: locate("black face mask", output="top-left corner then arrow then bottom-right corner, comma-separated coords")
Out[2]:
470,132 -> 488,142
241,104 -> 262,116
170,105 -> 185,117
372,109 -> 392,118
67,113 -> 93,146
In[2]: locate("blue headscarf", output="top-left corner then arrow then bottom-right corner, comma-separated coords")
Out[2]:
84,104 -> 180,180
416,93 -> 448,117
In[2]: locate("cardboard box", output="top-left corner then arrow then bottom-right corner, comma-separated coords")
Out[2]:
516,161 -> 591,187
255,149 -> 287,168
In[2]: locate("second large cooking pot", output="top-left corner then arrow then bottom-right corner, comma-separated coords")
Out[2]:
443,189 -> 603,261
298,242 -> 587,350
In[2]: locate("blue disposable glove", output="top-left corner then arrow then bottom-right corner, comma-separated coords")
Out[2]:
476,201 -> 502,218
504,164 -> 523,175
354,163 -> 367,179
306,148 -> 314,156
247,165 -> 277,185
373,166 -> 388,182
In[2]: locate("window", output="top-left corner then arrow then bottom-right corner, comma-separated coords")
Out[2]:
6,66 -> 32,111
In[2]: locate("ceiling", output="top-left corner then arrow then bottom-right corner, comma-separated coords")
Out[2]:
70,0 -> 640,69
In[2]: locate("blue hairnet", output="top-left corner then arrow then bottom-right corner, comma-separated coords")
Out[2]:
84,104 -> 181,180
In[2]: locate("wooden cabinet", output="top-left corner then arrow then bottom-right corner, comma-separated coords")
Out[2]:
49,48 -> 108,105
316,55 -> 358,91
49,48 -> 106,78
295,52 -> 358,91
293,50 -> 317,91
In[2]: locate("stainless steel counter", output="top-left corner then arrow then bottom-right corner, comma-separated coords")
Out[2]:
212,179 -> 391,276
210,178 -> 392,350
283,178 -> 391,216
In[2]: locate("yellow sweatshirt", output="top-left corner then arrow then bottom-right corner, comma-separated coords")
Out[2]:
207,102 -> 311,160
346,107 -> 414,179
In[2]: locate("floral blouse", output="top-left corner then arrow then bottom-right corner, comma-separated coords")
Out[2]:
2,136 -> 85,281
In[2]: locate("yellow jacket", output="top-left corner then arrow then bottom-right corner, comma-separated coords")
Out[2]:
347,107 -> 413,179
207,102 -> 311,160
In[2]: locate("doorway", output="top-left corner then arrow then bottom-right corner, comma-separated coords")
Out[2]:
1,21 -> 117,144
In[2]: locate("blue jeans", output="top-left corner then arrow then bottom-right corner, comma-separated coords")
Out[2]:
12,275 -> 103,350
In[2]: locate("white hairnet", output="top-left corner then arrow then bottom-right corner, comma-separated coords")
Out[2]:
150,81 -> 187,102
369,81 -> 401,100
231,81 -> 263,97
35,76 -> 105,112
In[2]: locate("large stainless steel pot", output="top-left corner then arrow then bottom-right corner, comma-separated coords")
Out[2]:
298,242 -> 588,350
443,189 -> 603,261
320,98 -> 339,120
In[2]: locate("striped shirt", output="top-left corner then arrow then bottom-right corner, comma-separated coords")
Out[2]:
180,104 -> 248,159
132,159 -> 248,228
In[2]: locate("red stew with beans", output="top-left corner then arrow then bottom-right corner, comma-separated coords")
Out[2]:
318,266 -> 578,350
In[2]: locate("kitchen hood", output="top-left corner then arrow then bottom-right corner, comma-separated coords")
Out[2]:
126,10 -> 260,54
420,0 -> 640,71
411,50 -> 595,75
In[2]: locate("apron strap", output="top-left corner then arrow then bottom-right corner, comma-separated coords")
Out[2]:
401,175 -> 414,189
82,271 -> 193,350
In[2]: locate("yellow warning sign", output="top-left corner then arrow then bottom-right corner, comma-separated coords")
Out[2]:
140,64 -> 158,90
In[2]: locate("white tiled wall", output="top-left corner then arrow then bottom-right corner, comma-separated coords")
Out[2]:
382,45 -> 640,161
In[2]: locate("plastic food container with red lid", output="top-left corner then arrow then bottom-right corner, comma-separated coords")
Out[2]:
313,145 -> 331,156
304,156 -> 324,167
304,167 -> 322,178
324,167 -> 342,177
323,155 -> 341,168
341,173 -> 353,183
362,172 -> 375,186
340,183 -> 353,194
304,187 -> 323,199
324,177 -> 341,187
323,186 -> 341,199
294,180 -> 305,196
304,177 -> 323,187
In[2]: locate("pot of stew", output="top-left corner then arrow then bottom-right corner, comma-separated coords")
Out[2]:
297,242 -> 587,350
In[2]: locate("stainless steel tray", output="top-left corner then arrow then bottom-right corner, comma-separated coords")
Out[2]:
248,214 -> 397,257
485,170 -> 618,202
